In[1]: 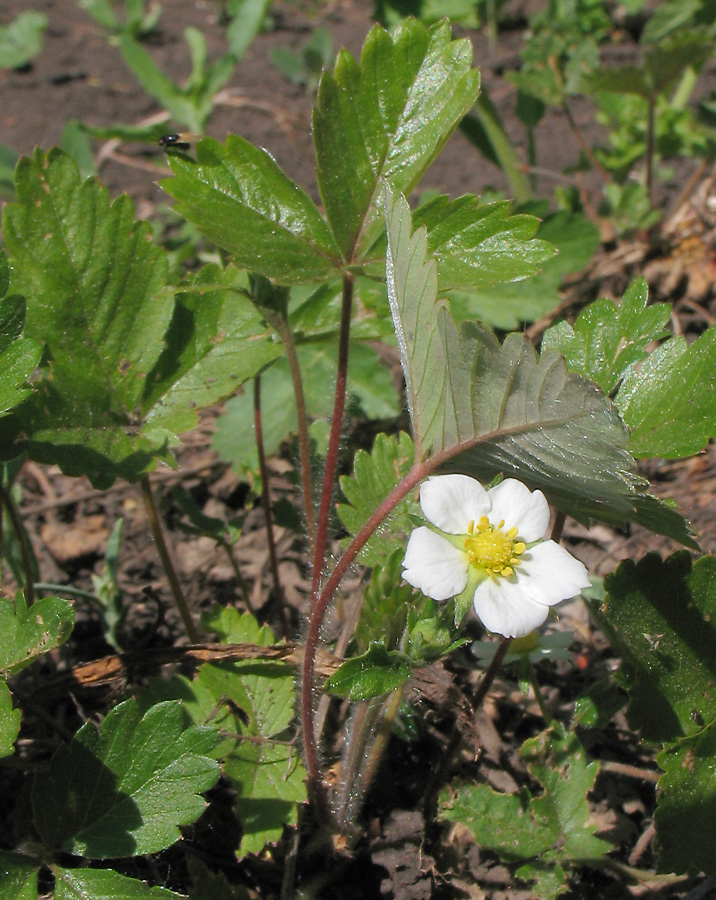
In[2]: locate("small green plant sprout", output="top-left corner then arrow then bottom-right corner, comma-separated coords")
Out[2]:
0,11 -> 47,70
79,0 -> 162,40
117,26 -> 238,134
270,27 -> 333,92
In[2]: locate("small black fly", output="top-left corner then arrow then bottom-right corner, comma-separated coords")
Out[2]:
158,132 -> 202,151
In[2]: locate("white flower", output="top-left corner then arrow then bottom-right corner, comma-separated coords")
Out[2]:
402,474 -> 590,639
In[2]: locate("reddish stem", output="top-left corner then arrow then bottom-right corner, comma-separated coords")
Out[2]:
270,313 -> 316,553
254,375 -> 291,641
310,273 -> 354,602
301,459 -> 429,801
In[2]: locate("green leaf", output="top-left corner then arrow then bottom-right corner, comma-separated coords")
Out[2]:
0,253 -> 42,418
53,867 -> 187,900
143,265 -> 282,437
0,680 -> 21,758
542,278 -> 671,395
2,153 -> 279,487
325,645 -> 412,700
0,593 -> 74,677
617,325 -> 716,458
32,698 -> 219,857
384,187 -> 646,530
337,431 -> 417,567
0,12 -> 47,70
0,852 -> 37,900
200,608 -> 307,857
445,209 -> 600,330
414,195 -> 554,291
655,720 -> 716,875
595,552 -> 716,744
163,136 -> 341,283
572,679 -> 626,729
313,19 -> 480,259
439,724 -> 610,897
2,149 -> 173,486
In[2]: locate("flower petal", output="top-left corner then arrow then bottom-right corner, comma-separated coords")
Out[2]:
487,479 -> 549,541
472,577 -> 550,638
403,527 -> 468,601
518,541 -> 591,606
420,474 -> 489,534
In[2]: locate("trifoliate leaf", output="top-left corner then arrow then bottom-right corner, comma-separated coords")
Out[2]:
595,552 -> 716,744
337,431 -> 417,566
324,645 -> 412,700
655,720 -> 716,875
542,278 -> 671,395
313,19 -> 479,259
0,593 -> 73,676
0,251 -> 41,418
439,724 -> 610,899
163,136 -> 341,283
53,867 -> 187,900
2,152 -> 282,487
200,608 -> 306,857
0,681 -> 20,758
0,852 -> 36,900
32,698 -> 219,857
384,187 -> 689,538
617,325 -> 716,458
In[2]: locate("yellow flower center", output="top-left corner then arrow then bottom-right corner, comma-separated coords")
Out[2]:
464,516 -> 526,578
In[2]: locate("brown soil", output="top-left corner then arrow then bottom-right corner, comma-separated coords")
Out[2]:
2,1 -> 716,898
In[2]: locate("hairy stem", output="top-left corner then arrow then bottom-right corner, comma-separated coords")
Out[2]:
270,313 -> 316,553
140,475 -> 199,643
254,375 -> 291,641
0,483 -> 36,605
311,273 -> 354,601
347,688 -> 404,825
334,699 -> 381,833
301,459 -> 429,802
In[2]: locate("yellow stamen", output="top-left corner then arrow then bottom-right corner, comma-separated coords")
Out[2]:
464,516 -> 525,578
